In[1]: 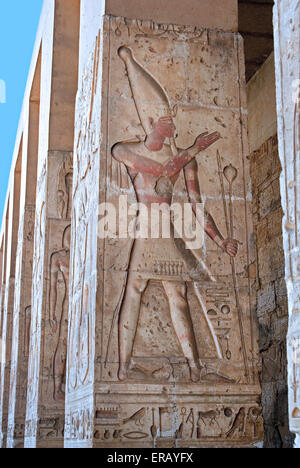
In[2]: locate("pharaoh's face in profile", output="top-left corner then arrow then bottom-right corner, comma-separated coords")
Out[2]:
153,116 -> 176,139
146,116 -> 177,152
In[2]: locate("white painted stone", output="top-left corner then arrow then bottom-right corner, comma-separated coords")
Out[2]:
273,0 -> 300,443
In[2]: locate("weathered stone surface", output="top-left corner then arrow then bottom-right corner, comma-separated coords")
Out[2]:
6,49 -> 41,449
23,0 -> 80,448
64,12 -> 262,448
247,54 -> 278,155
273,0 -> 300,447
105,0 -> 238,32
0,149 -> 22,448
248,56 -> 294,447
7,0 -> 300,449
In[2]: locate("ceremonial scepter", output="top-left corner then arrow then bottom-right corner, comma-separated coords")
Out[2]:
170,137 -> 223,359
217,151 -> 250,384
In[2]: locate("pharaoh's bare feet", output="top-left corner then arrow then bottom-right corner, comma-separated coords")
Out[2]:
118,363 -> 129,382
54,388 -> 65,401
188,360 -> 201,383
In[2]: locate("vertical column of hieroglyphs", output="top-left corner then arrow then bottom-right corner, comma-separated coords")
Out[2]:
0,241 -> 3,396
0,209 -> 9,445
273,0 -> 300,446
24,0 -> 80,448
0,220 -> 7,353
6,49 -> 42,449
0,241 -> 4,335
0,144 -> 22,448
64,28 -> 102,449
65,11 -> 263,447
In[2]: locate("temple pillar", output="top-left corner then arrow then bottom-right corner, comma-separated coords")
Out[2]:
65,0 -> 263,448
24,0 -> 80,448
273,0 -> 300,448
0,144 -> 22,447
6,49 -> 42,449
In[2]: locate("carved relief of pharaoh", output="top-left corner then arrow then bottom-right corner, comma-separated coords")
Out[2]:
110,47 -> 240,383
24,306 -> 31,358
68,187 -> 91,391
49,225 -> 71,401
27,199 -> 46,411
57,156 -> 73,220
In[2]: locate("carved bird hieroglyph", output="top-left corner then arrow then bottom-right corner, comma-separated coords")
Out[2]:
226,408 -> 246,439
120,408 -> 146,428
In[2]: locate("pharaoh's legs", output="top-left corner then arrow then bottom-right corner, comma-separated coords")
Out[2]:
118,275 -> 200,383
163,281 -> 200,382
53,338 -> 67,401
118,273 -> 148,381
53,292 -> 68,401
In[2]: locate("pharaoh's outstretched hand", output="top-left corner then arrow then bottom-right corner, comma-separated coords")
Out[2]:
222,238 -> 239,257
195,132 -> 221,152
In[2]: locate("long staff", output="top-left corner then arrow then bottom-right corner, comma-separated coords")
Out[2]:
171,139 -> 222,358
104,234 -> 135,368
217,151 -> 250,383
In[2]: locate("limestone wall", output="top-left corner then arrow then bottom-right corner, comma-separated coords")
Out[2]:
250,136 -> 293,447
24,0 -> 80,448
0,0 -> 267,449
0,0 -> 80,448
105,0 -> 238,32
247,54 -> 294,448
247,54 -> 278,155
273,0 -> 300,448
65,4 -> 262,448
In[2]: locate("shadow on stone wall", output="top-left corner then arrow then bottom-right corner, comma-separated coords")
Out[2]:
251,135 -> 295,448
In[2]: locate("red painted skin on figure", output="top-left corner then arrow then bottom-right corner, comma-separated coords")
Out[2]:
113,117 -> 239,256
112,116 -> 239,383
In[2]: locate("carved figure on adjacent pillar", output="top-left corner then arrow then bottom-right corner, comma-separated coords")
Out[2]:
57,191 -> 65,220
57,157 -> 73,220
24,306 -> 31,358
111,47 -> 239,383
49,225 -> 71,401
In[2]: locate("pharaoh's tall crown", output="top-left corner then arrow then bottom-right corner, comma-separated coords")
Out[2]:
118,46 -> 174,135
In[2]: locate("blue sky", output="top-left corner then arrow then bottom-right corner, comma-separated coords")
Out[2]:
0,0 -> 43,223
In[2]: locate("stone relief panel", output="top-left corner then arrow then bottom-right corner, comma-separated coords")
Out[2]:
7,211 -> 24,447
38,218 -> 71,413
100,16 -> 258,398
25,152 -> 74,447
7,205 -> 35,448
57,156 -> 73,220
48,223 -> 71,402
65,405 -> 94,448
66,16 -> 262,447
40,152 -> 73,411
65,31 -> 101,445
25,161 -> 47,447
0,275 -> 16,447
0,237 -> 7,447
92,399 -> 263,448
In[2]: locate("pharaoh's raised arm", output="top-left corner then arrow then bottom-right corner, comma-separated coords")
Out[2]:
162,131 -> 221,178
112,142 -> 164,177
184,158 -> 239,258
